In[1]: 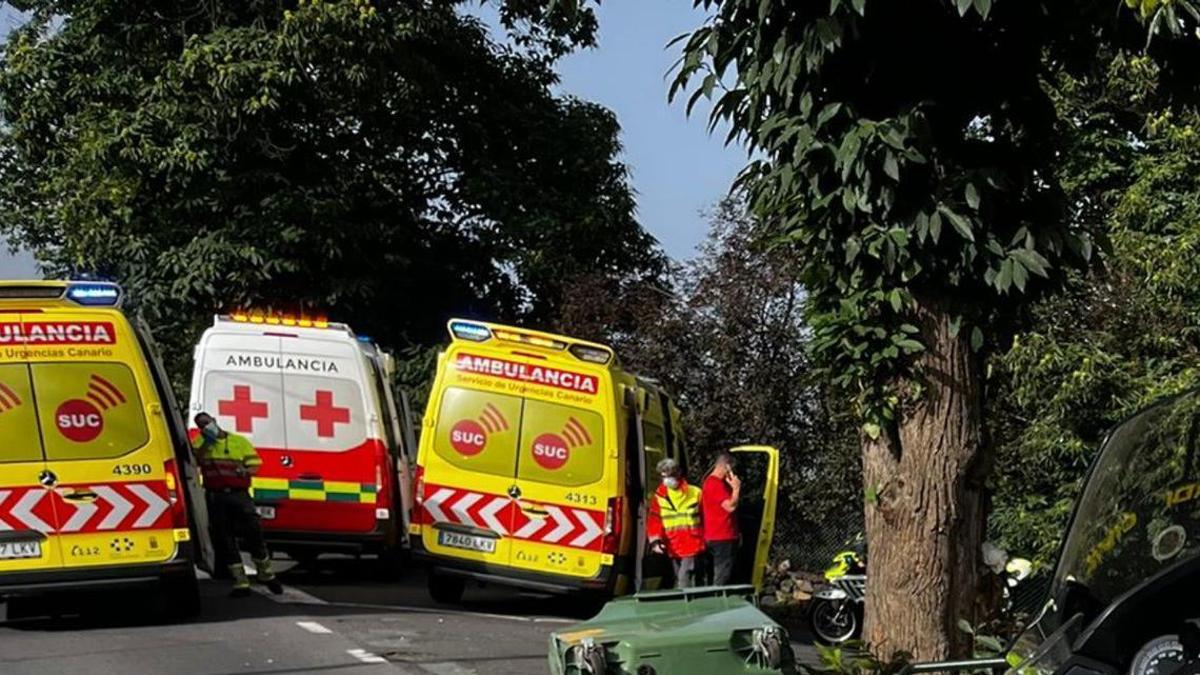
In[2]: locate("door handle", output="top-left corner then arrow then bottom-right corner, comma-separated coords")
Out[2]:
63,491 -> 99,502
520,504 -> 548,517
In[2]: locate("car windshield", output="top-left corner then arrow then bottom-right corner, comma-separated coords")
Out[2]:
1052,389 -> 1200,612
1009,390 -> 1200,672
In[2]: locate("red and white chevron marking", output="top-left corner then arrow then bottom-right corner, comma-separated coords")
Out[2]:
0,482 -> 171,533
420,484 -> 605,551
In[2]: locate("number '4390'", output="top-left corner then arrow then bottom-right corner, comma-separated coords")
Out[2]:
112,463 -> 153,476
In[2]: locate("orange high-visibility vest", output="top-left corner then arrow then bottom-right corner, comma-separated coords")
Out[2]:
647,480 -> 705,558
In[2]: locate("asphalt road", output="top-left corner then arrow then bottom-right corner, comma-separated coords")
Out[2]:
0,556 -> 818,674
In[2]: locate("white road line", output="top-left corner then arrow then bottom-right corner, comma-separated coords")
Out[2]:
421,663 -> 478,675
296,621 -> 333,634
348,648 -> 388,664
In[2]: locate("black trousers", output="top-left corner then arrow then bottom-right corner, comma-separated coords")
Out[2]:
207,490 -> 269,568
708,539 -> 737,585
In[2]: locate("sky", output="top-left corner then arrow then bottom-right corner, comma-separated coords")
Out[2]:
0,1 -> 746,279
555,2 -> 746,259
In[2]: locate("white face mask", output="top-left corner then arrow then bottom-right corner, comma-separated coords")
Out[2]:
662,476 -> 679,490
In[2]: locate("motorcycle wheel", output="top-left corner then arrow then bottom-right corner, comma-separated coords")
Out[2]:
811,599 -> 860,645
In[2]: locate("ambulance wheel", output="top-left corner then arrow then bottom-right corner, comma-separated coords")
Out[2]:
427,572 -> 465,604
161,571 -> 201,621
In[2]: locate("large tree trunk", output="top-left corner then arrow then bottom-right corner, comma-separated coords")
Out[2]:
861,300 -> 988,661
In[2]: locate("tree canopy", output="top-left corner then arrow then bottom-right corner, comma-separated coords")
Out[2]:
656,0 -> 1200,660
0,0 -> 662,383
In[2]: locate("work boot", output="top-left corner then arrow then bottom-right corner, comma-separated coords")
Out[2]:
229,564 -> 251,598
254,557 -> 284,595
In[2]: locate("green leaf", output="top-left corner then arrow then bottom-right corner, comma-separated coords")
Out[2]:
883,153 -> 899,181
929,211 -> 943,243
1011,248 -> 1051,278
956,0 -> 973,15
971,326 -> 984,352
974,0 -> 993,18
938,205 -> 974,242
948,314 -> 962,338
1012,258 -> 1029,291
851,0 -> 867,16
863,423 -> 882,440
889,288 -> 903,312
817,102 -> 842,126
957,619 -> 975,635
965,182 -> 980,209
976,635 -> 1004,652
864,483 -> 879,504
995,258 -> 1013,292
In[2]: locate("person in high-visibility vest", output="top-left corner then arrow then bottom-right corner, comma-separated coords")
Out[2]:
192,412 -> 283,597
647,458 -> 705,588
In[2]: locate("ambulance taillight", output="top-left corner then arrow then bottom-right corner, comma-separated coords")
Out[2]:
163,458 -> 190,529
602,497 -> 623,555
413,465 -> 425,512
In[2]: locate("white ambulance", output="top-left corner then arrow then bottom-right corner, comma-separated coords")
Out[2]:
187,313 -> 415,564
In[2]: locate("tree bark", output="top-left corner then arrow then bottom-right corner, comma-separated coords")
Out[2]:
861,299 -> 987,662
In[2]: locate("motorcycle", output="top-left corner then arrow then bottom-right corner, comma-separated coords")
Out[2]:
810,545 -> 866,645
920,389 -> 1200,675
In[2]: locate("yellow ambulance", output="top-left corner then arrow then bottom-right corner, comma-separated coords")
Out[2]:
0,281 -> 204,616
411,319 -> 779,602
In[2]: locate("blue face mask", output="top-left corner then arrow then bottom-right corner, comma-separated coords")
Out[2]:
663,476 -> 679,490
201,423 -> 220,441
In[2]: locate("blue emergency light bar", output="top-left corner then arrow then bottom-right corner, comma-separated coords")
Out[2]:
65,282 -> 123,307
449,320 -> 491,342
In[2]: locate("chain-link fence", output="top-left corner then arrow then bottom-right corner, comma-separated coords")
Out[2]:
771,503 -> 864,573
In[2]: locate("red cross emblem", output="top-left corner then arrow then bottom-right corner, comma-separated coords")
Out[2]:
300,390 -> 350,438
218,385 -> 269,433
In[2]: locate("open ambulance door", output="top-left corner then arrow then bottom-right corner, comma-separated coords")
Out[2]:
729,445 -> 779,590
624,385 -> 649,592
395,389 -> 419,541
135,318 -> 215,573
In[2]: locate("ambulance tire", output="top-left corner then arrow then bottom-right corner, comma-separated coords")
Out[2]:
160,571 -> 202,622
427,572 -> 465,605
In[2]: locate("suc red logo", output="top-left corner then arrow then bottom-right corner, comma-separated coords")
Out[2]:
56,399 -> 104,442
531,433 -> 570,470
450,419 -> 487,456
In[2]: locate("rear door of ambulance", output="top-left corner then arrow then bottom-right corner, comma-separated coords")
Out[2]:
419,349 -> 523,567
0,312 -> 63,573
506,360 -> 611,582
275,336 -> 379,535
25,310 -> 179,572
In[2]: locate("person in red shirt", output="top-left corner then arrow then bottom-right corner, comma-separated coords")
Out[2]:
701,452 -> 741,585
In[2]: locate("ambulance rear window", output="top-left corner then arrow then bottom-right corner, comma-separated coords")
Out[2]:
31,362 -> 149,461
433,387 -> 522,478
0,364 -> 43,463
283,375 -> 368,451
516,400 -> 604,487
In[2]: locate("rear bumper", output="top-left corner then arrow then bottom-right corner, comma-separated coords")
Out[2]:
0,557 -> 194,596
264,529 -> 389,552
412,537 -> 620,595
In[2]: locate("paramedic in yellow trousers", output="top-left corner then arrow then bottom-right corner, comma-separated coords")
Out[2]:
647,458 -> 705,588
192,412 -> 283,597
